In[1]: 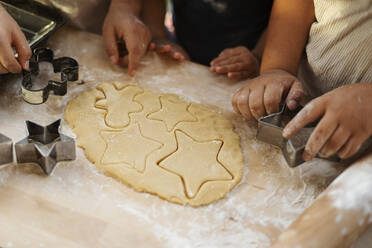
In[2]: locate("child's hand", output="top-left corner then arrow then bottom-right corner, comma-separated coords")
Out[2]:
283,83 -> 372,161
232,69 -> 304,120
0,6 -> 31,74
149,39 -> 189,62
210,46 -> 259,80
103,1 -> 152,76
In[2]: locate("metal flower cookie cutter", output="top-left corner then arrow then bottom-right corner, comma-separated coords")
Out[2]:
15,119 -> 76,175
21,47 -> 79,105
257,105 -> 372,167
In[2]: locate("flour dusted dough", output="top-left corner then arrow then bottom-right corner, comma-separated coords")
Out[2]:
65,82 -> 244,206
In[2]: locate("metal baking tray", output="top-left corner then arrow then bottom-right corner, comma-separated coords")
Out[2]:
0,0 -> 65,49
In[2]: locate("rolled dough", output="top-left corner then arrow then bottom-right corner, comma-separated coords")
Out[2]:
65,82 -> 244,206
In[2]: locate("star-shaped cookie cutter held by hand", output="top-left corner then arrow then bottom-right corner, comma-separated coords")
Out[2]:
15,119 -> 76,175
257,105 -> 323,167
257,105 -> 372,167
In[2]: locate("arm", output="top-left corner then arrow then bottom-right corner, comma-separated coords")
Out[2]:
260,0 -> 315,75
113,0 -> 142,16
142,0 -> 167,40
252,29 -> 267,62
142,0 -> 189,61
269,0 -> 372,161
232,0 -> 315,119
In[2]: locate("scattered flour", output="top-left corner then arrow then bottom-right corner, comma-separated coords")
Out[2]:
0,29 -> 356,247
328,157 -> 372,222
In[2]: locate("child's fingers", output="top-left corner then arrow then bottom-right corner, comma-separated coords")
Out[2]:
212,46 -> 251,66
232,88 -> 244,115
214,65 -> 231,74
210,54 -> 240,66
283,98 -> 325,138
173,52 -> 180,59
337,134 -> 368,159
128,47 -> 144,76
227,71 -> 253,80
118,55 -> 129,66
156,44 -> 171,53
0,38 -> 22,73
102,26 -> 119,65
248,85 -> 266,120
213,55 -> 246,67
286,80 -> 304,110
215,63 -> 249,74
172,52 -> 185,61
319,126 -> 351,158
236,88 -> 254,120
263,83 -> 284,114
149,42 -> 156,51
210,57 -> 224,66
227,71 -> 242,79
218,47 -> 243,58
152,40 -> 189,62
303,113 -> 338,161
126,36 -> 149,76
173,47 -> 189,60
12,28 -> 31,70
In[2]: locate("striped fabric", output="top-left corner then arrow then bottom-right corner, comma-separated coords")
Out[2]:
299,0 -> 372,97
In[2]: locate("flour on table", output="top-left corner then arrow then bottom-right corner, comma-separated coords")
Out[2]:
328,156 -> 372,222
65,82 -> 244,206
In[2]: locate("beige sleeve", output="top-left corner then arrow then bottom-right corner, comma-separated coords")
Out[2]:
299,0 -> 372,98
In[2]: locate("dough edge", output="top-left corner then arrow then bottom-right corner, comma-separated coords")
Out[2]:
64,82 -> 244,206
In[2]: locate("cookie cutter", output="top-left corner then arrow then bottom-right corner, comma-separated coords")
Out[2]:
257,105 -> 372,167
15,119 -> 76,175
257,105 -> 310,167
0,133 -> 13,166
22,47 -> 79,105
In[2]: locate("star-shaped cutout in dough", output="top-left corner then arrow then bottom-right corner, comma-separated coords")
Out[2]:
147,96 -> 197,131
158,130 -> 233,199
95,83 -> 143,128
101,123 -> 162,172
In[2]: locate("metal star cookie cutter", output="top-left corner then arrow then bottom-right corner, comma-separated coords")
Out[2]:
22,47 -> 79,105
0,133 -> 13,166
257,105 -> 372,167
15,119 -> 76,175
257,105 -> 330,167
257,105 -> 312,167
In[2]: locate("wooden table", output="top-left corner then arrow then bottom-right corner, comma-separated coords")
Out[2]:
0,27 -> 370,248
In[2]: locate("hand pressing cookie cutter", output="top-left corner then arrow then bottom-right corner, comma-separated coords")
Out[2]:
257,105 -> 372,167
0,133 -> 13,166
22,47 -> 79,105
15,119 -> 76,175
256,105 -> 311,167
